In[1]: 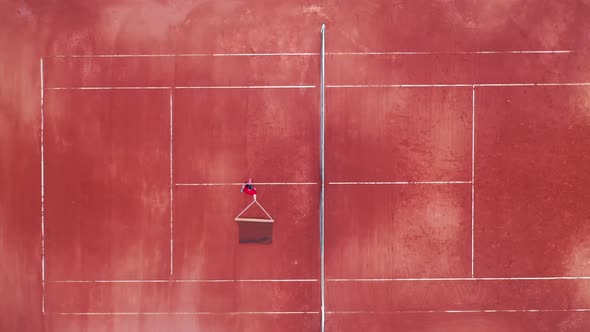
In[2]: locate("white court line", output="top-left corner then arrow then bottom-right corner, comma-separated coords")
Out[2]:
328,276 -> 590,281
175,85 -> 317,89
50,53 -> 320,58
471,86 -> 476,278
49,308 -> 590,316
49,309 -> 590,315
327,82 -> 590,88
48,279 -> 319,283
52,311 -> 320,315
176,182 -> 319,186
327,309 -> 590,314
49,276 -> 590,282
169,90 -> 174,276
327,84 -> 473,88
320,23 -> 327,332
40,57 -> 46,315
43,83 -> 590,90
47,50 -> 573,58
46,86 -> 171,90
329,50 -> 573,55
477,82 -> 590,87
173,279 -> 319,283
45,85 -> 316,90
329,181 -> 471,185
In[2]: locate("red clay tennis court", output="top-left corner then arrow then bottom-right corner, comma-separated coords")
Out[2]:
3,1 -> 590,331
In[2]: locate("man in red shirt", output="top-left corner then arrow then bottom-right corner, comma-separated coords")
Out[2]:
240,178 -> 257,200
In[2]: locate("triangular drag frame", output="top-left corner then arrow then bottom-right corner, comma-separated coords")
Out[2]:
234,199 -> 274,223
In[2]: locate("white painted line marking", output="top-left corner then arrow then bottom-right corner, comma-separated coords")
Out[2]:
327,83 -> 590,88
176,182 -> 319,186
327,309 -> 590,314
175,85 -> 317,89
476,82 -> 590,87
169,90 -> 174,277
52,311 -> 320,315
49,53 -> 320,58
328,50 -> 574,55
40,57 -> 46,315
320,23 -> 327,332
472,85 -> 476,278
46,86 -> 171,90
46,86 -> 317,90
49,309 -> 590,315
47,50 -> 573,58
48,279 -> 319,283
47,276 -> 590,283
43,83 -> 590,91
172,279 -> 319,283
327,84 -> 473,88
328,276 -> 590,281
329,181 -> 471,185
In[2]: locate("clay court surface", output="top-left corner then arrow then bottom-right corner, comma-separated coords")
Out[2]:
3,1 -> 590,331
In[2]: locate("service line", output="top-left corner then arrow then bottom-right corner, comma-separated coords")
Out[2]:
329,181 -> 471,185
43,82 -> 590,90
176,182 -> 318,186
328,276 -> 590,281
472,85 -> 476,277
169,90 -> 174,276
52,311 -> 320,315
47,50 -> 573,58
40,57 -> 46,314
327,308 -> 590,314
48,279 -> 319,283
